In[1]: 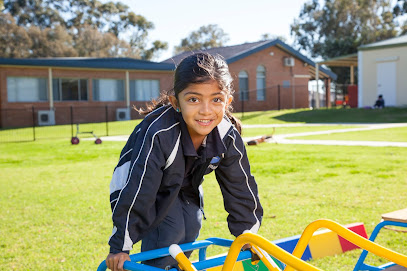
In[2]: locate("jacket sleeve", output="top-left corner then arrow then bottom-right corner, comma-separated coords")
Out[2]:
214,130 -> 263,237
108,129 -> 166,253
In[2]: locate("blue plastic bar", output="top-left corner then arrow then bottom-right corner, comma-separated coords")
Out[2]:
129,240 -> 214,262
205,237 -> 234,247
353,220 -> 407,271
198,247 -> 207,261
96,239 -> 252,271
192,250 -> 252,270
97,240 -> 215,271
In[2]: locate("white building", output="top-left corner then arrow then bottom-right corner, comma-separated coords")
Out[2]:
358,35 -> 407,107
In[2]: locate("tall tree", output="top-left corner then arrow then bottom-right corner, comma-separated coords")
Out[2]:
260,33 -> 287,42
1,0 -> 167,60
393,0 -> 407,34
174,24 -> 229,54
0,13 -> 32,58
28,25 -> 77,57
291,0 -> 399,84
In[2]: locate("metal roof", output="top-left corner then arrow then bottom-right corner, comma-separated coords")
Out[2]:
0,57 -> 175,71
359,34 -> 407,51
162,39 -> 337,80
318,53 -> 358,67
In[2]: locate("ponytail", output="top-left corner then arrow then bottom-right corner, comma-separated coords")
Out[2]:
226,111 -> 242,134
134,90 -> 172,116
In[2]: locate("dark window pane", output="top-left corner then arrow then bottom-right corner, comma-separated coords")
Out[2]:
52,79 -> 60,101
80,79 -> 88,100
61,79 -> 79,100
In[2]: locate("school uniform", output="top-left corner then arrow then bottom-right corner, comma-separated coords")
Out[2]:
108,105 -> 263,268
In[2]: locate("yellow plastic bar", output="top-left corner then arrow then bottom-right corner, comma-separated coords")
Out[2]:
222,232 -> 322,271
169,244 -> 197,271
285,219 -> 407,271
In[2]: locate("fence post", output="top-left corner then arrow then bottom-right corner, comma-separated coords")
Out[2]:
105,105 -> 109,136
70,106 -> 73,138
278,85 -> 281,111
32,106 -> 36,141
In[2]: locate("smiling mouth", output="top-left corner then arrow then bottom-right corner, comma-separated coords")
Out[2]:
197,119 -> 213,126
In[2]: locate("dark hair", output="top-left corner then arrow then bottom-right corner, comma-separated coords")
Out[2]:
136,52 -> 242,133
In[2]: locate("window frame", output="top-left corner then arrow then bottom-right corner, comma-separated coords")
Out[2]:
129,79 -> 160,102
7,76 -> 48,102
238,70 -> 249,101
52,78 -> 88,102
92,79 -> 125,102
256,65 -> 266,101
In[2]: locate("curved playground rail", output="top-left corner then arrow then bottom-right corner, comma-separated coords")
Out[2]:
284,219 -> 407,271
99,219 -> 407,271
171,219 -> 407,271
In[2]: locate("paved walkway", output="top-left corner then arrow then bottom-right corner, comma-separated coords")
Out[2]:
96,123 -> 407,147
244,123 -> 407,147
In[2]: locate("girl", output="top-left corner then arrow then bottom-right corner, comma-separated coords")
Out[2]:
106,53 -> 263,271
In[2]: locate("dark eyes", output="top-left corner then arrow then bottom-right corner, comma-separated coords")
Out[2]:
187,97 -> 224,103
188,97 -> 199,103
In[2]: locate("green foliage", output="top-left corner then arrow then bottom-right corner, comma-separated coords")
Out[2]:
393,0 -> 407,34
1,0 -> 168,59
174,24 -> 229,54
291,0 -> 402,84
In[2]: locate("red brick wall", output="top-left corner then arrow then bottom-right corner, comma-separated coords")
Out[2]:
0,66 -> 173,128
0,47 -> 312,128
228,45 -> 310,112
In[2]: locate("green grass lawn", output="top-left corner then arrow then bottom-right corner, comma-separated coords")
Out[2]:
1,134 -> 407,270
1,107 -> 407,270
1,106 -> 406,143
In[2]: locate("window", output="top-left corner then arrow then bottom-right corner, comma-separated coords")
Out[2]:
53,78 -> 88,101
7,77 -> 48,102
238,71 -> 249,101
283,80 -> 290,88
256,65 -> 266,101
92,79 -> 124,101
130,80 -> 160,101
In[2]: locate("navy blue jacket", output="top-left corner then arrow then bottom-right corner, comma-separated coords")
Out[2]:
109,105 -> 263,253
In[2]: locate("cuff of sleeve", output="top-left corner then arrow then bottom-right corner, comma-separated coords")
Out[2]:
109,247 -> 130,254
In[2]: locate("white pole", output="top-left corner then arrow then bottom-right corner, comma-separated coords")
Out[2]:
350,65 -> 354,85
125,71 -> 130,108
48,68 -> 54,110
315,64 -> 319,108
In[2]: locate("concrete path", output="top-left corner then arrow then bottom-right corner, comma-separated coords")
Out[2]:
96,123 -> 407,147
244,123 -> 407,147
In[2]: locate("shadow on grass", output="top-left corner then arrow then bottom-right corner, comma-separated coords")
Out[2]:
273,107 -> 407,123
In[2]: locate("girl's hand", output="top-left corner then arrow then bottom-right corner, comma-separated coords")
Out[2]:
106,252 -> 131,271
242,243 -> 251,251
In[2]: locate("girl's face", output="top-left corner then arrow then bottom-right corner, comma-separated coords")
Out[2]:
170,80 -> 232,147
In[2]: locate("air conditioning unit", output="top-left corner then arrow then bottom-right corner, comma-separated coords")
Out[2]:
116,108 -> 130,121
284,57 -> 295,67
38,110 -> 55,126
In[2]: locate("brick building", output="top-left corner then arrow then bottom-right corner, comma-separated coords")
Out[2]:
163,39 -> 336,112
0,58 -> 175,128
0,39 -> 335,128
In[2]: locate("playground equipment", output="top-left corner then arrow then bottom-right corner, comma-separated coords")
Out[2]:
97,217 -> 407,271
71,123 -> 102,144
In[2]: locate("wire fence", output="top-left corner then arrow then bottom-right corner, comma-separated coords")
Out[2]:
1,84 -> 335,143
0,106 -> 142,143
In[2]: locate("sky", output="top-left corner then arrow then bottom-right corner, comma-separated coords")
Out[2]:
117,0 -> 314,61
